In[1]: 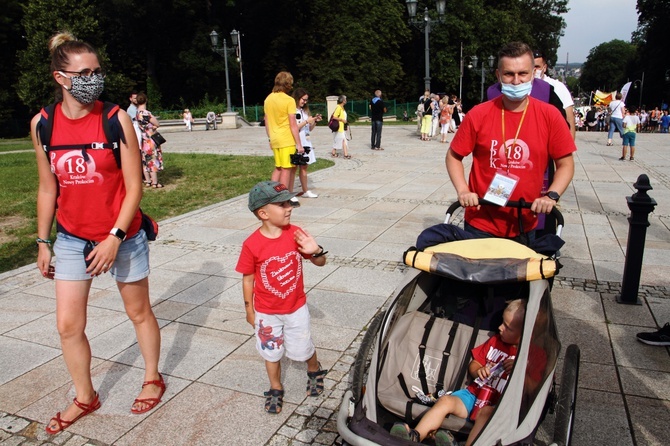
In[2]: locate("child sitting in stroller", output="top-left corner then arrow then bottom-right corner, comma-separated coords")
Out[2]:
390,299 -> 527,446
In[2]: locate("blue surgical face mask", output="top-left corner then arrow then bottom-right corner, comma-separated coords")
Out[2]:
500,79 -> 532,101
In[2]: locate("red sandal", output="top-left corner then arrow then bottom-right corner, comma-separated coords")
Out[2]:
131,373 -> 166,414
45,392 -> 101,434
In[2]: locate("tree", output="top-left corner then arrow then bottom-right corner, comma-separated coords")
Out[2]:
0,0 -> 27,136
632,0 -> 670,108
579,40 -> 637,93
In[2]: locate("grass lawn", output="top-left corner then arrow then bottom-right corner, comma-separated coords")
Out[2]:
0,148 -> 333,273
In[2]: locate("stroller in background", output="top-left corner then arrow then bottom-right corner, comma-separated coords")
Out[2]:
337,202 -> 580,446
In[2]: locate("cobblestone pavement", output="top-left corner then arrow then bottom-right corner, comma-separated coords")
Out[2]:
2,125 -> 669,445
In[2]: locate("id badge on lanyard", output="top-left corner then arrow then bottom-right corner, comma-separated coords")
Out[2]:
484,171 -> 519,206
487,99 -> 528,206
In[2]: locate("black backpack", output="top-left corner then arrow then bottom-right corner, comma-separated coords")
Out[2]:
36,101 -> 126,169
35,102 -> 158,241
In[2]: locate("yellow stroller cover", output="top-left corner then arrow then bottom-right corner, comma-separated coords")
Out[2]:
403,238 -> 558,283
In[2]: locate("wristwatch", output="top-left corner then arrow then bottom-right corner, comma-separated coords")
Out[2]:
110,227 -> 127,241
545,191 -> 560,202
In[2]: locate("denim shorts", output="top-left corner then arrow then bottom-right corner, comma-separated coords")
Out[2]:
53,230 -> 150,283
622,132 -> 636,147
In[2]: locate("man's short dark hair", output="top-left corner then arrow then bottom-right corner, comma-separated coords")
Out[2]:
498,42 -> 534,67
533,50 -> 545,60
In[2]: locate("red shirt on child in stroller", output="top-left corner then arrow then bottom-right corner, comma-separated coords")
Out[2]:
471,334 -> 546,394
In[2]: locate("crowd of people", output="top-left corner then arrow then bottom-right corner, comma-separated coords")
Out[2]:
416,92 -> 464,141
27,30 -> 667,445
578,104 -> 670,134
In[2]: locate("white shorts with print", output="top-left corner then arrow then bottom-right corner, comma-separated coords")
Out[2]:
254,304 -> 315,363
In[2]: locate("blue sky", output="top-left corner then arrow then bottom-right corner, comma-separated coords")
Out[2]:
556,0 -> 639,64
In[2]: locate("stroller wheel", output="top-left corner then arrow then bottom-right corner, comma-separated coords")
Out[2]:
349,312 -> 384,403
553,344 -> 580,446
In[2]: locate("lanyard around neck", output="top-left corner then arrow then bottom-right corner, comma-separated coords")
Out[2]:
501,98 -> 530,173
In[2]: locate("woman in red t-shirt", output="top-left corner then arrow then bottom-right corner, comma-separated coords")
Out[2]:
31,32 -> 164,434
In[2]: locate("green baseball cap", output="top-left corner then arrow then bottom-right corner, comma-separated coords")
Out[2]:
248,181 -> 298,212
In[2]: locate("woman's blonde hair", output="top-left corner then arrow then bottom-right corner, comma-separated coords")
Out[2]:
48,31 -> 98,74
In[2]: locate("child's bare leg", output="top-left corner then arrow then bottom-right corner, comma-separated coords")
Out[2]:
306,351 -> 319,372
265,360 -> 282,390
415,395 -> 468,440
465,405 -> 494,446
630,145 -> 635,158
621,145 -> 627,159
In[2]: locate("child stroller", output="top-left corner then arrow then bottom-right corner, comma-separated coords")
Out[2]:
337,202 -> 580,446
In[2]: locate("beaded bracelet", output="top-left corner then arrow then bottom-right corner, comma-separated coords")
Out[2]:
36,238 -> 52,245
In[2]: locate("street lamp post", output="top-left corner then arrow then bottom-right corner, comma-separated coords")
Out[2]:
230,29 -> 246,117
209,30 -> 239,129
459,41 -> 463,100
632,71 -> 645,111
406,0 -> 446,92
209,30 -> 233,113
469,55 -> 495,102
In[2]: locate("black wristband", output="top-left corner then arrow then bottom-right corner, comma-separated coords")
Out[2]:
312,245 -> 328,258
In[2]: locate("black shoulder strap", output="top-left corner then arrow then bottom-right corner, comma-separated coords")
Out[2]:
38,101 -> 124,169
434,322 -> 459,393
417,315 -> 436,395
102,101 -> 125,169
37,103 -> 57,153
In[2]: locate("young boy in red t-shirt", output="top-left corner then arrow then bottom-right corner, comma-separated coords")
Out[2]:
235,181 -> 328,414
391,299 -> 529,446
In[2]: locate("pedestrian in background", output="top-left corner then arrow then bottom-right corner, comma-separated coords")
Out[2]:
264,71 -> 304,205
136,93 -> 164,188
183,108 -> 194,131
439,96 -> 451,143
293,87 -> 320,198
126,91 -> 142,147
620,109 -> 640,161
331,95 -> 351,159
369,89 -> 386,150
606,93 -> 625,146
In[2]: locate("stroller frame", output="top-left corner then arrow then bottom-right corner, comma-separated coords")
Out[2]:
338,204 -> 579,446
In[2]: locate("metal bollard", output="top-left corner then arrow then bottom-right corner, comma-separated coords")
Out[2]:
617,174 -> 657,304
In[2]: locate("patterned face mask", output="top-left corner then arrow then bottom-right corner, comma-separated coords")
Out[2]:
59,72 -> 105,104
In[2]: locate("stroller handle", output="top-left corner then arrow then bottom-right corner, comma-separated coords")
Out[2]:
444,199 -> 564,238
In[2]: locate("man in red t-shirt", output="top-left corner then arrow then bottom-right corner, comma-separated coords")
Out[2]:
447,42 -> 576,241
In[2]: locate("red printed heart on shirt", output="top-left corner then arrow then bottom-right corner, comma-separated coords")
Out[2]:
260,251 -> 302,299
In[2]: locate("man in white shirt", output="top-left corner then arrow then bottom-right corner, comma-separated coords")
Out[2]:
533,51 -> 576,140
126,91 -> 142,148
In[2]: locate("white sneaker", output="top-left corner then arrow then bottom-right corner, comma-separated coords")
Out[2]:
302,190 -> 318,198
289,196 -> 300,207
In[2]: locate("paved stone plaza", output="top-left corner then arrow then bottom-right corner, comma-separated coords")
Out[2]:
1,124 -> 669,445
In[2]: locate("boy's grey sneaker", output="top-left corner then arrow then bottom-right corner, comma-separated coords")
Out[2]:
636,323 -> 670,346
